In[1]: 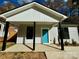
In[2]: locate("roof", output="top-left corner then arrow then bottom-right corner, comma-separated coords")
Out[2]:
0,2 -> 67,23
62,16 -> 79,25
0,15 -> 6,23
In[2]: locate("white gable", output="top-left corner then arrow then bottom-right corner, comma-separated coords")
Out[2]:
7,8 -> 59,23
1,2 -> 67,23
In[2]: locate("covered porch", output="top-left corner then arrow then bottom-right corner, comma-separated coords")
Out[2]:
1,2 -> 67,51
2,19 -> 58,51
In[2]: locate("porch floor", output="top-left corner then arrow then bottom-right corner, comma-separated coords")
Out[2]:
3,44 -> 60,52
1,44 -> 79,59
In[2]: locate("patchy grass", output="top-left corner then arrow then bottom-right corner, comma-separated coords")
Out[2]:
0,52 -> 47,59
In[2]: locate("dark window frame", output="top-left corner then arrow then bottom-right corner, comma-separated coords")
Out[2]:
58,27 -> 70,39
26,26 -> 34,39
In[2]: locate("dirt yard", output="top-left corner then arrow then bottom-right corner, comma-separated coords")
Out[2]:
0,52 -> 47,59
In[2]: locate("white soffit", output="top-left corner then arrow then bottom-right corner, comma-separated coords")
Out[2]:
7,8 -> 59,23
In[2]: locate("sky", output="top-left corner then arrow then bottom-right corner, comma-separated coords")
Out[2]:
0,0 -> 78,16
0,0 -> 32,6
0,0 -> 49,7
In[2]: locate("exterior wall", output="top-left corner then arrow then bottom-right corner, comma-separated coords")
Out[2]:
49,27 -> 58,44
16,24 -> 52,44
49,27 -> 79,44
16,24 -> 31,44
16,24 -> 79,44
68,27 -> 79,43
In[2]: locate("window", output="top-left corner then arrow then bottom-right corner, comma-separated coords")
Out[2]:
26,26 -> 33,39
58,27 -> 69,39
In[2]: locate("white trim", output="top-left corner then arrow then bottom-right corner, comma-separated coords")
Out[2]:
41,28 -> 49,44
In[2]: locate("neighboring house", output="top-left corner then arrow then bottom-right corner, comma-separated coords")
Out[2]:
62,16 -> 79,43
0,2 -> 78,45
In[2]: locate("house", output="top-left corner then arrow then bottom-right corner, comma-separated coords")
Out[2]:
62,16 -> 79,43
0,2 -> 78,51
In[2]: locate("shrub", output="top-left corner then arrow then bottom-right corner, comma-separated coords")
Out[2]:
53,38 -> 56,44
72,39 -> 77,46
64,41 -> 69,46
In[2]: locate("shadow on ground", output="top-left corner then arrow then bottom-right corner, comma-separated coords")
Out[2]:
42,44 -> 61,50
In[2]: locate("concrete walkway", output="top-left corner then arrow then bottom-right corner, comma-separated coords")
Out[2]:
46,46 -> 79,59
2,44 -> 79,59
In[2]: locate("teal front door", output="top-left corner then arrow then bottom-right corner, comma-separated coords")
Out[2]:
42,29 -> 49,44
